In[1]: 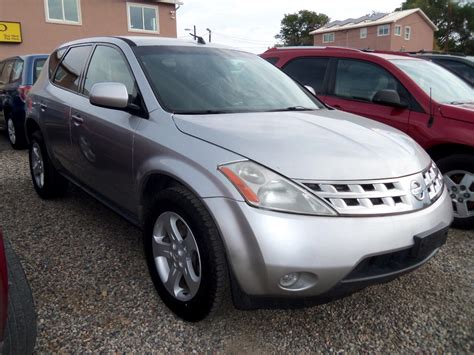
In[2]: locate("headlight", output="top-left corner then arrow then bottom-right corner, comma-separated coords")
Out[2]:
219,161 -> 337,216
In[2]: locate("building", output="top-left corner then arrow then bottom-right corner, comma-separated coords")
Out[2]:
0,0 -> 182,59
310,9 -> 437,52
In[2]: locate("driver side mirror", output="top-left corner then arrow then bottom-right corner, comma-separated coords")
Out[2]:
89,82 -> 129,110
372,89 -> 407,108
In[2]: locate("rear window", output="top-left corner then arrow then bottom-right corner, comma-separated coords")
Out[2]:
0,61 -> 14,85
53,45 -> 92,92
10,59 -> 24,83
33,58 -> 46,83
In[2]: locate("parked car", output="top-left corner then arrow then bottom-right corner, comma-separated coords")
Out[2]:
0,229 -> 37,354
0,54 -> 48,149
261,46 -> 474,229
411,52 -> 474,87
26,37 -> 453,321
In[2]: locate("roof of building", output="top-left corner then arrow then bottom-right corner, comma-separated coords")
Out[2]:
310,8 -> 438,35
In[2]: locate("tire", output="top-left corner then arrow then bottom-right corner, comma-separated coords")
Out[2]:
6,112 -> 26,150
436,154 -> 474,230
144,186 -> 229,322
29,131 -> 69,199
3,239 -> 37,355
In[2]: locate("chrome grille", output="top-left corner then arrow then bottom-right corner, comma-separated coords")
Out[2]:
299,163 -> 444,216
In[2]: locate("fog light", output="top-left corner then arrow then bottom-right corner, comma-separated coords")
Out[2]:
279,272 -> 299,288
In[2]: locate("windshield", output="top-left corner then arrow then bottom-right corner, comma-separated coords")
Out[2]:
133,46 -> 323,114
391,59 -> 474,104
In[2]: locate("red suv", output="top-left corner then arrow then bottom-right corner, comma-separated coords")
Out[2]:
262,47 -> 474,229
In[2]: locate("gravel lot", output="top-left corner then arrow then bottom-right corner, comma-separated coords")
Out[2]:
0,132 -> 472,352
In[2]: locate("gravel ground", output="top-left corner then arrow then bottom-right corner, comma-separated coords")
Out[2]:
0,132 -> 472,352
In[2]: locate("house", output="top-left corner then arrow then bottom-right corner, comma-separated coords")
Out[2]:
310,8 -> 437,52
0,0 -> 182,58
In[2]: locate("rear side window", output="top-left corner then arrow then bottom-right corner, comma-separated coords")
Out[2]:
283,57 -> 329,94
0,61 -> 14,85
33,58 -> 46,83
334,59 -> 409,104
53,45 -> 92,92
83,45 -> 138,100
10,60 -> 24,83
49,48 -> 67,79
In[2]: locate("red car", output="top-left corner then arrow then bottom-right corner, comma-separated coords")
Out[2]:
262,47 -> 474,229
0,229 -> 36,353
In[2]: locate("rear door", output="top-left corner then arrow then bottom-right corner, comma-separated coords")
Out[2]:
322,58 -> 411,133
41,45 -> 92,171
69,44 -> 143,212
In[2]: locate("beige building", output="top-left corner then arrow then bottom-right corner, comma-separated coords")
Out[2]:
0,0 -> 182,59
311,9 -> 437,52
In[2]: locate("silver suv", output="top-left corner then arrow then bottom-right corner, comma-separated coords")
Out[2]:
25,37 -> 453,321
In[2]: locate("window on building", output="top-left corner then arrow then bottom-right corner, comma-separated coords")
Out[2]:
322,33 -> 335,43
127,2 -> 159,33
53,45 -> 92,92
394,25 -> 401,36
283,57 -> 330,94
377,24 -> 390,36
334,59 -> 409,105
360,28 -> 367,39
45,0 -> 81,24
83,45 -> 138,101
404,26 -> 411,40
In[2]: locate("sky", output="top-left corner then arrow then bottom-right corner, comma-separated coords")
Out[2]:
177,0 -> 404,53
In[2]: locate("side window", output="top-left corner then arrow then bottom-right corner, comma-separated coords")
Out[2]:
283,57 -> 329,94
434,59 -> 474,85
334,59 -> 409,104
264,57 -> 279,65
33,58 -> 47,83
0,61 -> 14,85
10,60 -> 24,83
53,45 -> 91,92
83,45 -> 138,100
49,48 -> 67,79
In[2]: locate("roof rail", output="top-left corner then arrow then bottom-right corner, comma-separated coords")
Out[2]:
268,46 -> 361,52
407,50 -> 467,57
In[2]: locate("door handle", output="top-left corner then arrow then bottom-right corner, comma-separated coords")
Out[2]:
71,114 -> 84,126
40,103 -> 47,112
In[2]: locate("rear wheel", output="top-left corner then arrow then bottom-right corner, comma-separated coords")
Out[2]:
144,186 -> 229,321
29,131 -> 69,199
6,113 -> 26,150
436,154 -> 474,230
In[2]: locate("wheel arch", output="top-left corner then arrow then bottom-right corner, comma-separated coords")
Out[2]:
24,118 -> 41,145
426,143 -> 474,162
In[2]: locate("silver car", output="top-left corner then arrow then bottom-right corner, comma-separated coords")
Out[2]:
25,37 -> 453,321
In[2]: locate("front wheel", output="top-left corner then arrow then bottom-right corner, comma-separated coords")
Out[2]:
436,154 -> 474,230
144,186 -> 229,321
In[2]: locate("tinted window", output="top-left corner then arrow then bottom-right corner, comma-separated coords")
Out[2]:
10,60 -> 24,83
434,59 -> 474,86
83,45 -> 137,100
264,57 -> 279,65
53,45 -> 91,92
33,58 -> 46,83
335,59 -> 409,104
49,48 -> 67,79
283,57 -> 329,94
0,62 -> 5,79
0,61 -> 14,85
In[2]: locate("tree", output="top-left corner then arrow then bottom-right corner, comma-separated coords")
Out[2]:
397,0 -> 474,54
275,10 -> 330,46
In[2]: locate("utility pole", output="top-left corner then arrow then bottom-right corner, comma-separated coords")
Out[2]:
206,28 -> 212,43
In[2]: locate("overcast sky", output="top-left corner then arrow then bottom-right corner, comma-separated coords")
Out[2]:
177,0 -> 404,53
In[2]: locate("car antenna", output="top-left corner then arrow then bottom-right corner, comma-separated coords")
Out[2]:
427,87 -> 435,128
188,33 -> 206,45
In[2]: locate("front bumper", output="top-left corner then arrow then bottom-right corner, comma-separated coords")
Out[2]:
204,188 -> 453,304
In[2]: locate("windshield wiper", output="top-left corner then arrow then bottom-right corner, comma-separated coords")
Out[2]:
449,101 -> 473,105
173,109 -> 236,115
267,106 -> 316,112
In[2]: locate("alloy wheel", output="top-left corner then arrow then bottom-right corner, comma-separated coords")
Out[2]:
7,118 -> 16,145
445,170 -> 474,218
152,211 -> 201,302
31,143 -> 45,188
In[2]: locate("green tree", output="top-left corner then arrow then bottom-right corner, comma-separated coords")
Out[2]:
397,0 -> 474,54
275,10 -> 330,46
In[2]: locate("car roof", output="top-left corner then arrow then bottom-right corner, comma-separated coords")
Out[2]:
59,36 -> 234,51
1,54 -> 48,62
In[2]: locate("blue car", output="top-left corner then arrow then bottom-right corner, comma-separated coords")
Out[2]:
0,54 -> 47,149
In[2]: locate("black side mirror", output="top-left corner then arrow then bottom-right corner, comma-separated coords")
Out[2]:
373,89 -> 407,108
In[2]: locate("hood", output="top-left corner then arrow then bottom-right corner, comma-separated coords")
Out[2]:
439,103 -> 474,124
173,109 -> 431,180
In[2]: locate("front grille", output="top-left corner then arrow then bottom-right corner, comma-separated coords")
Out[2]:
299,163 -> 444,216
